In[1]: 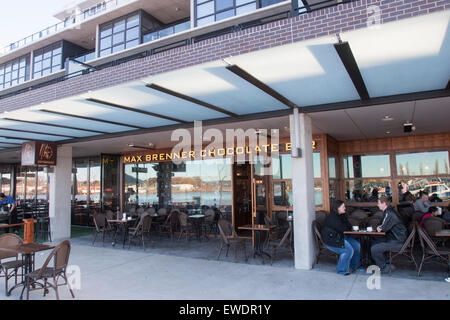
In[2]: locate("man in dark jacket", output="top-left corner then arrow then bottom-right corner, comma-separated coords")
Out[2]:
370,196 -> 408,273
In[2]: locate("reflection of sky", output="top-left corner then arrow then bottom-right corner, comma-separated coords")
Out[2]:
396,151 -> 449,175
344,155 -> 391,178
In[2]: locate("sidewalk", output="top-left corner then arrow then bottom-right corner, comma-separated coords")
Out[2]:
2,240 -> 449,300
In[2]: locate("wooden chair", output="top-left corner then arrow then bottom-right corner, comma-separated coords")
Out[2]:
92,212 -> 110,246
128,214 -> 152,250
388,224 -> 418,274
0,233 -> 25,294
217,219 -> 248,262
178,212 -> 194,241
416,224 -> 450,276
25,240 -> 75,300
312,220 -> 338,268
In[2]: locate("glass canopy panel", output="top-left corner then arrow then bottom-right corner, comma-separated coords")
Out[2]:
91,82 -> 228,122
342,11 -> 450,98
0,129 -> 62,141
3,110 -> 132,133
0,119 -> 95,138
225,37 -> 360,107
43,99 -> 177,128
143,61 -> 288,115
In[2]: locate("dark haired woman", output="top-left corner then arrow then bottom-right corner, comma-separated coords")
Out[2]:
321,200 -> 362,275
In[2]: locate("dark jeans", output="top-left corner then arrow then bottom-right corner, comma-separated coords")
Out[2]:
4,211 -> 18,233
370,239 -> 403,268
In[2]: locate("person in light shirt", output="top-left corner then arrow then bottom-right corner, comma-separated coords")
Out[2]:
414,191 -> 432,214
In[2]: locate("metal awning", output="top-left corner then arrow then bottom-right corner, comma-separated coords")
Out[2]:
0,10 -> 448,152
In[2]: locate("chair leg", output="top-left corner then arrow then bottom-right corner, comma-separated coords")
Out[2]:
225,245 -> 230,257
217,242 -> 223,260
418,253 -> 425,276
388,252 -> 392,274
26,277 -> 30,300
43,278 -> 48,297
92,231 -> 98,245
63,272 -> 75,298
54,277 -> 60,300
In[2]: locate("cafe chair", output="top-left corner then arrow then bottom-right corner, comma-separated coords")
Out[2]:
423,217 -> 446,246
270,225 -> 294,266
204,208 -> 218,235
178,212 -> 195,241
159,209 -> 179,240
25,240 -> 75,300
92,212 -> 111,246
217,219 -> 248,263
388,224 -> 418,274
312,220 -> 339,268
128,214 -> 152,250
416,224 -> 450,277
0,233 -> 25,294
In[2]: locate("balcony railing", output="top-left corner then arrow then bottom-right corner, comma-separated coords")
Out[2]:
142,21 -> 191,45
0,0 -> 137,57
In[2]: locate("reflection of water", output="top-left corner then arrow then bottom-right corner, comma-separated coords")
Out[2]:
133,191 -> 324,207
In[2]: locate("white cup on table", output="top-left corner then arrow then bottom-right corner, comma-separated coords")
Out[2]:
352,226 -> 359,231
366,226 -> 373,232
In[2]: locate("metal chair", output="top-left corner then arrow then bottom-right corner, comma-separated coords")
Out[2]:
270,225 -> 294,266
312,220 -> 339,268
92,212 -> 110,246
217,219 -> 248,262
0,233 -> 25,294
388,224 -> 418,274
416,224 -> 450,276
178,212 -> 194,241
128,214 -> 152,250
25,240 -> 75,300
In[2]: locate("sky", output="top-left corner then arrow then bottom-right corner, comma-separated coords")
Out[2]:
0,0 -> 78,48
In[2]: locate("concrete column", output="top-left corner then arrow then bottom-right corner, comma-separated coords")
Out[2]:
290,112 -> 316,270
49,146 -> 72,242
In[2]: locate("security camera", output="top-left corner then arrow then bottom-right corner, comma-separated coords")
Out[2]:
403,122 -> 415,133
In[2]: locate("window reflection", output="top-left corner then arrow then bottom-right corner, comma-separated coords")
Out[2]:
345,179 -> 392,202
396,151 -> 449,176
343,154 -> 391,178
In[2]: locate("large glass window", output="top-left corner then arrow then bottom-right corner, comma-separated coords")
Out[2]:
33,42 -> 62,79
344,154 -> 391,178
396,151 -> 450,201
99,13 -> 141,57
195,0 -> 286,27
0,54 -> 30,90
396,151 -> 449,176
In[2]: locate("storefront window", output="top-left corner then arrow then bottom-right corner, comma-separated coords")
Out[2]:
1,173 -> 11,195
37,168 -> 48,205
345,179 -> 392,202
402,177 -> 450,200
344,154 -> 391,178
396,151 -> 449,176
25,168 -> 36,206
89,158 -> 101,211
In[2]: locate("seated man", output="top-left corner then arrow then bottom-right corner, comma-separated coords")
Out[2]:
370,196 -> 408,273
414,191 -> 432,214
0,193 -> 16,233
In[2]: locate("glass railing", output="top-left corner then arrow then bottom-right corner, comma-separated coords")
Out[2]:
142,21 -> 191,44
0,0 -> 137,57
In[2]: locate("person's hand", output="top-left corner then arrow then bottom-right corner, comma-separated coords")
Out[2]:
377,226 -> 382,233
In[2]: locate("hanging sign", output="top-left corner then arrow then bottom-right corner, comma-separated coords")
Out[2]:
21,141 -> 57,166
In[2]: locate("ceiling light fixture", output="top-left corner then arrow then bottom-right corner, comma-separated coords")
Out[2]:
382,115 -> 394,121
128,143 -> 155,150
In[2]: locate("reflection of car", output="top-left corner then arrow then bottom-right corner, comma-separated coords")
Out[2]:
411,183 -> 450,200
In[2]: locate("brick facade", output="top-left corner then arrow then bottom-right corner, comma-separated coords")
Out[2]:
0,0 -> 448,112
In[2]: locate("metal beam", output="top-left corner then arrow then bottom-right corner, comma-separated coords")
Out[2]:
0,127 -> 78,139
3,118 -> 108,134
39,109 -> 145,130
0,141 -> 22,146
85,98 -> 188,124
0,135 -> 33,141
225,64 -> 297,109
145,84 -> 239,118
334,41 -> 370,101
300,89 -> 450,113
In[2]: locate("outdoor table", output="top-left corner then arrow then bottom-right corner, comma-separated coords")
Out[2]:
435,229 -> 450,237
108,219 -> 136,248
188,214 -> 208,241
0,243 -> 54,299
238,224 -> 276,263
344,230 -> 386,268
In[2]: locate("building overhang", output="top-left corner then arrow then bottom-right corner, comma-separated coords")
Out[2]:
0,11 -> 448,160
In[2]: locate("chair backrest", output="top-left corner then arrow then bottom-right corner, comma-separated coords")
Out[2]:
145,207 -> 156,215
0,233 -> 24,247
128,206 -> 136,214
169,209 -> 180,227
397,223 -> 416,254
423,217 -> 445,236
218,219 -> 236,244
93,213 -> 106,229
204,209 -> 215,222
142,215 -> 152,233
350,209 -> 368,220
179,212 -> 188,227
416,223 -> 442,257
276,225 -> 292,249
38,240 -> 71,278
412,211 -> 424,223
371,210 -> 384,219
158,208 -> 167,216
312,220 -> 325,247
315,211 -> 327,226
105,210 -> 114,221
368,217 -> 382,229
